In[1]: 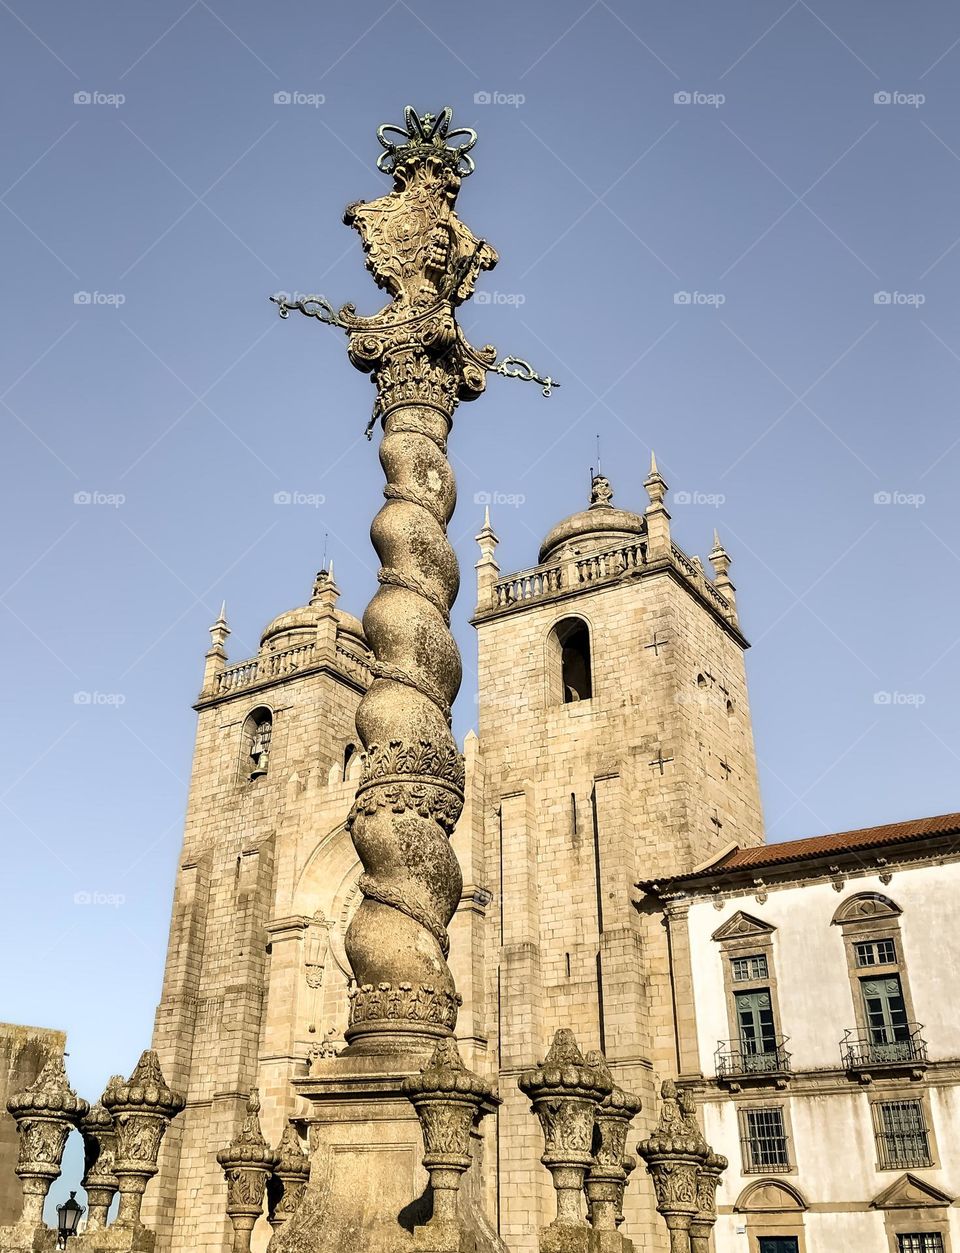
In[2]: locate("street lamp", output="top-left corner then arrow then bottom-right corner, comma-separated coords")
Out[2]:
56,1190 -> 84,1248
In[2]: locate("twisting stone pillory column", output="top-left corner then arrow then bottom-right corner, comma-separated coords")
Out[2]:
273,105 -> 556,1056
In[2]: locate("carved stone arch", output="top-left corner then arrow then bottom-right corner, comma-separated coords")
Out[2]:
239,704 -> 274,780
734,1179 -> 808,1213
295,827 -> 362,980
832,892 -> 902,925
545,613 -> 594,704
712,910 -> 776,943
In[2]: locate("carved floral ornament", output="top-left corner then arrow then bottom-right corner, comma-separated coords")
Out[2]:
402,1037 -> 499,1226
519,1030 -> 613,1229
636,1080 -> 728,1247
6,1053 -> 89,1227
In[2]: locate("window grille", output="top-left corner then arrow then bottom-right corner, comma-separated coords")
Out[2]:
875,1101 -> 932,1169
740,1107 -> 790,1172
897,1235 -> 944,1253
855,938 -> 896,967
731,954 -> 769,981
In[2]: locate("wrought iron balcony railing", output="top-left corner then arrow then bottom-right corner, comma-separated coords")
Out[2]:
840,1023 -> 928,1071
716,1037 -> 792,1080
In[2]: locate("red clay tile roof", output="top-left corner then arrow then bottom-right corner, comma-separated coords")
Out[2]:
652,812 -> 960,886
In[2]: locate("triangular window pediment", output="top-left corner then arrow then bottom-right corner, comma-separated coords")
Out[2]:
872,1173 -> 953,1209
712,910 -> 776,943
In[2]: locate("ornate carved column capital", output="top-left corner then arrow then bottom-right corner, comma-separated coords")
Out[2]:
637,1082 -> 726,1253
80,1101 -> 119,1232
583,1053 -> 642,1234
267,1123 -> 310,1232
519,1030 -> 612,1241
217,1090 -> 279,1253
7,1053 -> 87,1229
403,1037 -> 499,1240
689,1149 -> 727,1253
102,1050 -> 185,1230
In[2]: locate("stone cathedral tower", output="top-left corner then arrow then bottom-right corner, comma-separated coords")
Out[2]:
145,567 -> 378,1251
146,460 -> 763,1253
472,462 -> 763,1250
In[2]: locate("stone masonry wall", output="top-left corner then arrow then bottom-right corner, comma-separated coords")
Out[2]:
474,563 -> 764,1253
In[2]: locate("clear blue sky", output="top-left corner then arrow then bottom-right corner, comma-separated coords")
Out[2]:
2,0 -> 959,1201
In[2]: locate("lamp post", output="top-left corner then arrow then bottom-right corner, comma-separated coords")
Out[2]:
56,1191 -> 84,1248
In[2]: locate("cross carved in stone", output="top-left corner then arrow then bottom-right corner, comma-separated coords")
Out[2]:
649,749 -> 673,775
644,632 -> 669,657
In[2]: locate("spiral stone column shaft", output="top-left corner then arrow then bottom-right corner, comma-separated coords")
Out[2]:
333,118 -> 498,1056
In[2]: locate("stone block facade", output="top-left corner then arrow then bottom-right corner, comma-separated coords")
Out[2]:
146,476 -> 765,1253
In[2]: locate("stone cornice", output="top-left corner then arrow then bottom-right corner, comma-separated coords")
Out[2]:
695,1057 -> 960,1101
193,656 -> 367,712
471,556 -> 750,649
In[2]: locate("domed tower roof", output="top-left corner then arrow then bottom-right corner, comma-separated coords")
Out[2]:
259,564 -> 367,652
539,474 -> 646,564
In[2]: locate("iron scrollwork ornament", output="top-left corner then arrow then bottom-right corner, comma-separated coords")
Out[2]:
271,105 -> 558,439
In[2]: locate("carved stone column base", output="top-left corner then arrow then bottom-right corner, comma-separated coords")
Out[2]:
588,1232 -> 634,1253
267,1056 -> 505,1253
539,1222 -> 592,1253
69,1228 -> 157,1253
0,1219 -> 57,1253
409,1218 -> 459,1253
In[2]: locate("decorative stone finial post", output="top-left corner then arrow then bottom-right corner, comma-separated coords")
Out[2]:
475,507 -> 500,608
402,1038 -> 500,1247
6,1053 -> 88,1231
201,602 -> 230,697
216,1090 -> 279,1253
519,1030 -> 612,1251
708,531 -> 737,622
273,105 -> 555,1058
643,451 -> 671,560
80,1101 -> 119,1232
267,1124 -> 310,1232
310,565 -> 341,660
636,1082 -> 717,1253
102,1050 -> 185,1230
583,1053 -> 641,1239
689,1148 -> 727,1253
